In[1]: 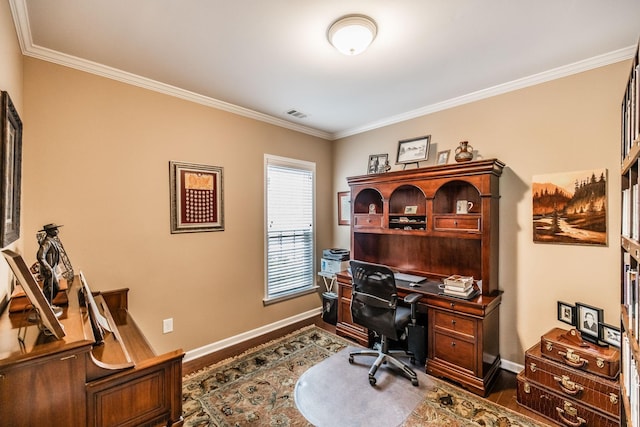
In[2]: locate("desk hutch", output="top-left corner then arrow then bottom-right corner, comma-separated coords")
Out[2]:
336,159 -> 504,396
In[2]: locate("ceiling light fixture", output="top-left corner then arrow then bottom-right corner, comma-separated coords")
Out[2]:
328,14 -> 377,56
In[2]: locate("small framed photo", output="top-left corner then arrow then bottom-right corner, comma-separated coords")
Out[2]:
557,301 -> 576,326
436,150 -> 450,165
169,161 -> 224,233
338,191 -> 350,226
396,135 -> 430,164
404,206 -> 418,214
600,323 -> 621,347
367,153 -> 389,174
576,302 -> 603,341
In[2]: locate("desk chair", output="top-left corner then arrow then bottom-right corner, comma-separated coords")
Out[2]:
348,260 -> 422,386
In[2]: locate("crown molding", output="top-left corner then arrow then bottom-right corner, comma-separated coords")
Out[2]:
10,0 -> 636,142
9,1 -> 331,140
333,46 -> 636,139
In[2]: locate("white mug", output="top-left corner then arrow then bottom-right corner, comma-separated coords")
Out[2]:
456,200 -> 473,214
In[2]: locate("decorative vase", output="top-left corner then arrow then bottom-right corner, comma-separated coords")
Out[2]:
454,141 -> 474,162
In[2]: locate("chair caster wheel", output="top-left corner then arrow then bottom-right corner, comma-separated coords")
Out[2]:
368,375 -> 377,386
348,355 -> 354,364
411,379 -> 419,387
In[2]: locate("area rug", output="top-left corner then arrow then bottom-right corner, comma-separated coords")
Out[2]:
182,326 -> 549,426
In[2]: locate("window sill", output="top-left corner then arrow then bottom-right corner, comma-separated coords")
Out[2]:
263,285 -> 319,306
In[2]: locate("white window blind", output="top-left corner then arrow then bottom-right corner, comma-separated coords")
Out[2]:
265,155 -> 315,302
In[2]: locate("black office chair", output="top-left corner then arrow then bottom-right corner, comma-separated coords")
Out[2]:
348,260 -> 422,386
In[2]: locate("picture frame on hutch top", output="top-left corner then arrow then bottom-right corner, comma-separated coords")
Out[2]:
396,135 -> 430,164
170,161 -> 224,233
0,91 -> 22,247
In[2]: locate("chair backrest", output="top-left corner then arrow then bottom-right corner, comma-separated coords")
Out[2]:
349,260 -> 400,340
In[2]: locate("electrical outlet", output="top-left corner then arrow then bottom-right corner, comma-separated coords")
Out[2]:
163,318 -> 173,334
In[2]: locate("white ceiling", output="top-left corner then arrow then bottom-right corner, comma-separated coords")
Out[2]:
9,0 -> 640,140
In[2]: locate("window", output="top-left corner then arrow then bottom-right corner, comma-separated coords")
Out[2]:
264,155 -> 316,303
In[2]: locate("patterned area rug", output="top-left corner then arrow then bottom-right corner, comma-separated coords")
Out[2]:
182,326 -> 548,426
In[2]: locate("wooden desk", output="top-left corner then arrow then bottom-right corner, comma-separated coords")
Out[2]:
336,272 -> 501,397
0,277 -> 184,426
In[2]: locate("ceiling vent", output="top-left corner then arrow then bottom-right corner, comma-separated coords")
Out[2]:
286,109 -> 308,119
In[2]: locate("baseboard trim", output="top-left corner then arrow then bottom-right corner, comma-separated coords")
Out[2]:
184,308 -> 524,375
183,307 -> 322,363
500,358 -> 523,374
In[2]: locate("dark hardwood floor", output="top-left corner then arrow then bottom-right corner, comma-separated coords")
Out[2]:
183,317 -> 555,426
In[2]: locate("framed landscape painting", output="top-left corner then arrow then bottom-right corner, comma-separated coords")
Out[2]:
532,168 -> 607,246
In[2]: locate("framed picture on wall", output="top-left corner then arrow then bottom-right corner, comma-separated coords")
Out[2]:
0,91 -> 22,247
169,161 -> 224,233
338,191 -> 350,225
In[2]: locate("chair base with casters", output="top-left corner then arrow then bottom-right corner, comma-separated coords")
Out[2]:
348,334 -> 419,386
347,260 -> 424,387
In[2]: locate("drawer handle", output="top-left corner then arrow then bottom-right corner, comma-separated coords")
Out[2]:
553,375 -> 583,396
609,393 -> 619,405
451,320 -> 456,326
60,355 -> 77,361
558,349 -> 587,368
450,303 -> 455,309
555,401 -> 586,427
450,341 -> 456,347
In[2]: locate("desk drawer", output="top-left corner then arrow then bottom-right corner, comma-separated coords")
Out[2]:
433,331 -> 475,372
433,311 -> 475,338
433,215 -> 481,232
353,214 -> 383,228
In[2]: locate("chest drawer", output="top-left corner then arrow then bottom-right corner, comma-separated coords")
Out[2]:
433,215 -> 481,231
353,214 -> 383,228
432,331 -> 475,373
433,311 -> 475,338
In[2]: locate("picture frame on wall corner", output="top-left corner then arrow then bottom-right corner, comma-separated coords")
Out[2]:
169,161 -> 224,233
0,91 -> 22,247
337,191 -> 350,226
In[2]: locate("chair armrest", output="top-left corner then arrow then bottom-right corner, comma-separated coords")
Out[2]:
404,293 -> 422,305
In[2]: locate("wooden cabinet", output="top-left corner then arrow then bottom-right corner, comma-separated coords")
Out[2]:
620,38 -> 640,427
0,278 -> 184,426
336,159 -> 504,396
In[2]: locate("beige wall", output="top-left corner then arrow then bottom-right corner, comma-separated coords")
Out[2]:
22,58 -> 332,354
0,1 -> 23,306
333,61 -> 630,364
